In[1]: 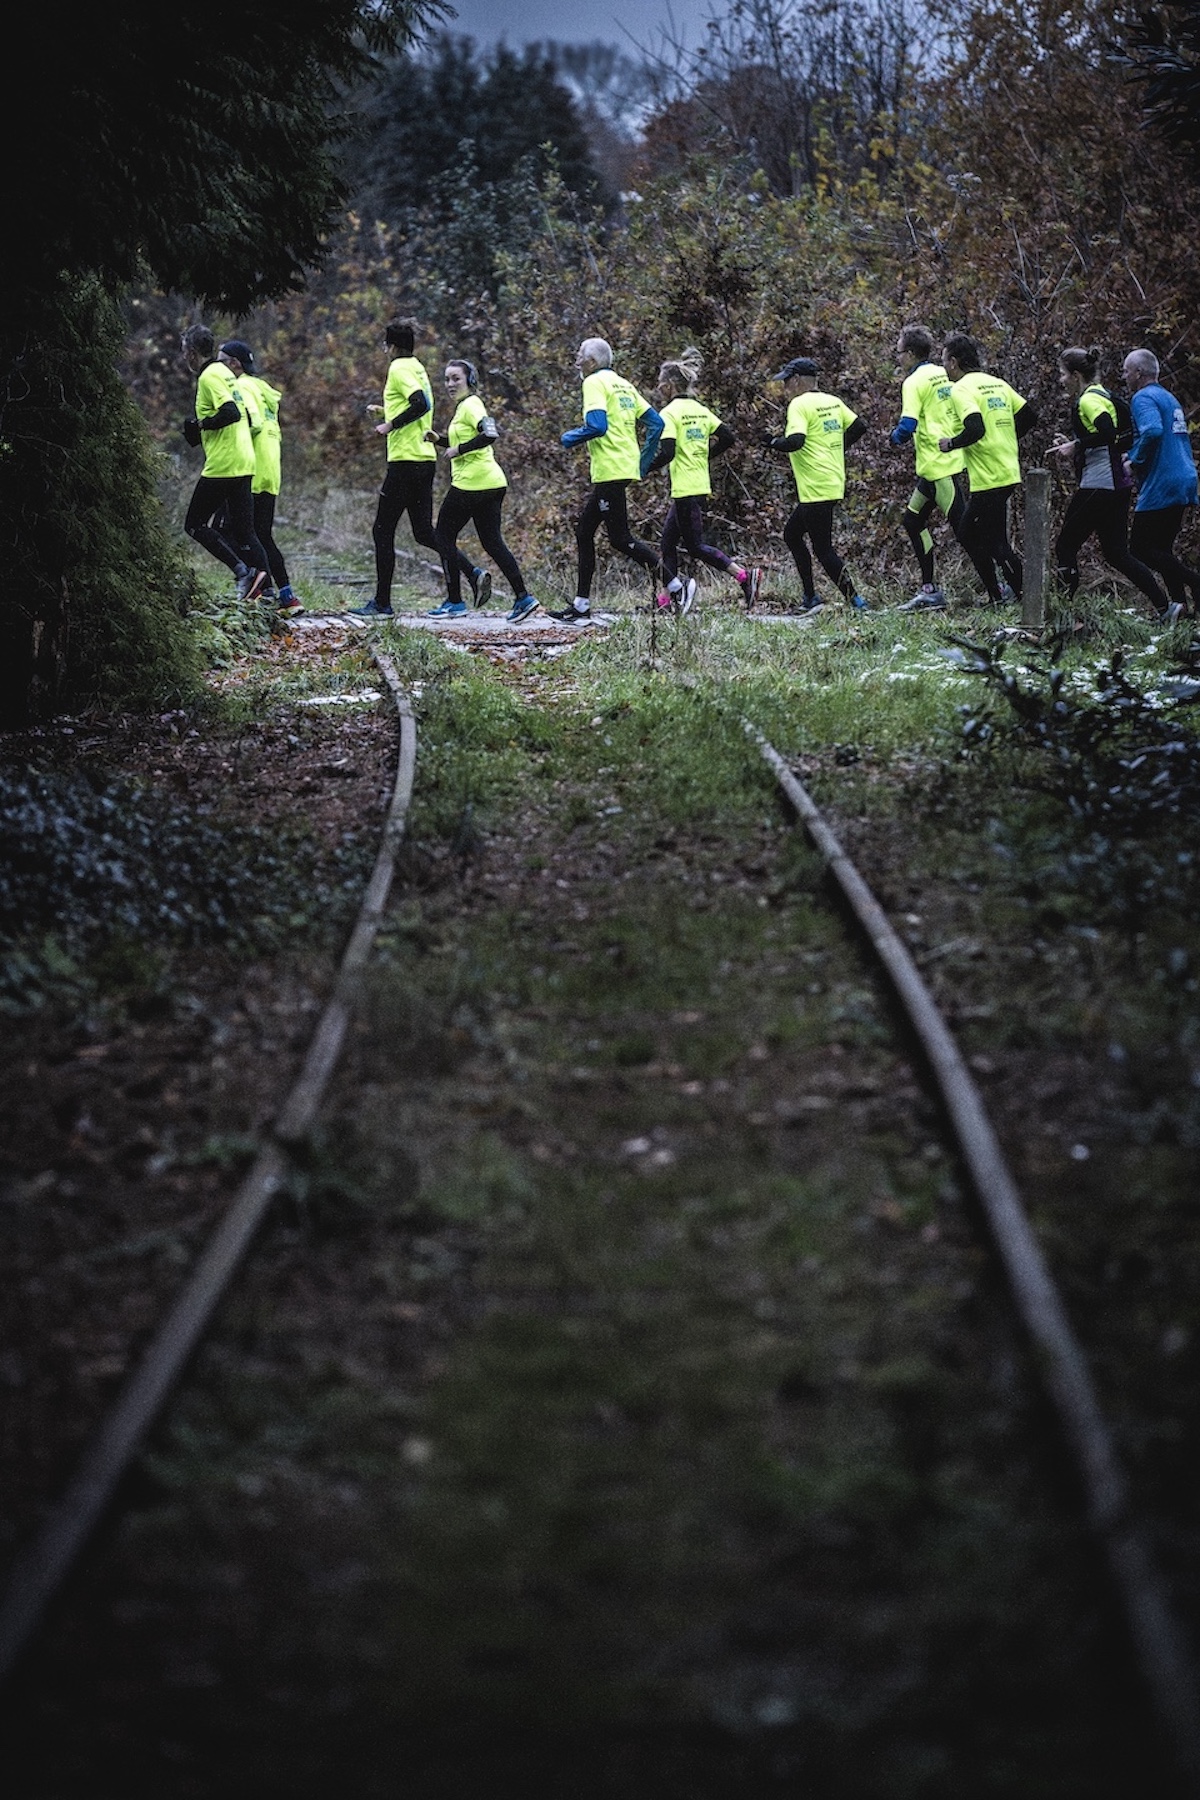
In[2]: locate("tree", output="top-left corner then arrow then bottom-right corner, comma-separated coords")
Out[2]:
1116,2 -> 1200,167
0,0 -> 443,726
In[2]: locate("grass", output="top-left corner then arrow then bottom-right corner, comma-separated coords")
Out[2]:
11,559 -> 1200,1797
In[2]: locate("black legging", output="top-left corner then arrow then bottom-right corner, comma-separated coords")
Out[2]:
185,473 -> 269,576
1128,505 -> 1200,610
373,461 -> 475,608
575,479 -> 659,598
252,492 -> 290,592
661,497 -> 734,583
903,471 -> 967,587
1055,489 -> 1165,610
958,484 -> 1022,603
435,487 -> 526,604
783,499 -> 856,601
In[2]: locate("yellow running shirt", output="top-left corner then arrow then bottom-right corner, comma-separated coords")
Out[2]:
384,356 -> 436,463
785,390 -> 857,502
899,363 -> 965,481
449,394 -> 506,492
242,374 -> 282,496
660,397 -> 722,498
196,360 -> 255,479
580,368 -> 652,483
949,371 -> 1027,491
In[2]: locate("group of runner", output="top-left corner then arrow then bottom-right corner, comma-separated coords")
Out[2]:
179,317 -> 1200,626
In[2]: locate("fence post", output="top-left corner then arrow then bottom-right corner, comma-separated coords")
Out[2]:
1022,468 -> 1050,632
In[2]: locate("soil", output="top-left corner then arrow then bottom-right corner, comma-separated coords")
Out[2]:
0,616 -> 1194,1799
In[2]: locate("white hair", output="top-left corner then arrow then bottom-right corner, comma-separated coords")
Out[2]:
1124,347 -> 1159,380
579,337 -> 613,368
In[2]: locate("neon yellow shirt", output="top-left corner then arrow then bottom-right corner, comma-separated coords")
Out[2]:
900,363 -> 965,481
384,356 -> 436,463
785,390 -> 857,502
660,397 -> 722,498
196,361 -> 255,479
449,394 -> 506,492
950,371 -> 1027,491
581,368 -> 651,483
242,374 -> 282,496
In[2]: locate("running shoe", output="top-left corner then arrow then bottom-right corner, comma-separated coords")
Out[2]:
349,598 -> 394,617
898,587 -> 947,612
236,568 -> 268,602
797,596 -> 824,614
471,569 -> 493,609
850,594 -> 870,611
998,582 -> 1017,604
276,597 -> 304,617
426,600 -> 468,617
742,566 -> 763,609
548,605 -> 590,624
507,595 -> 540,623
1162,600 -> 1186,624
655,589 -> 673,610
678,578 -> 697,615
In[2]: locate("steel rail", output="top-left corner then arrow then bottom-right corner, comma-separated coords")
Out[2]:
745,718 -> 1200,1792
0,653 -> 416,1686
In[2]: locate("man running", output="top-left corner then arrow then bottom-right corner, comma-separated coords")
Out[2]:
938,333 -> 1037,606
764,356 -> 868,613
218,340 -> 303,619
180,324 -> 271,601
890,324 -> 966,611
553,337 -> 663,625
353,318 -> 485,619
1122,347 -> 1200,620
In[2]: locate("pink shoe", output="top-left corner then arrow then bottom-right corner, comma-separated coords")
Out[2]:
655,589 -> 673,610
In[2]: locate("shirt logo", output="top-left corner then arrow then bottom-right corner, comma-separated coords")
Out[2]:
986,395 -> 1008,410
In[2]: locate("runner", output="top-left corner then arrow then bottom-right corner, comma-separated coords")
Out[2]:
889,324 -> 966,611
644,351 -> 762,613
180,324 -> 270,601
218,340 -> 304,619
352,318 -> 485,619
553,337 -> 663,625
1122,346 -> 1200,620
428,360 -> 539,624
938,333 -> 1037,606
1047,345 -> 1167,617
763,356 -> 868,614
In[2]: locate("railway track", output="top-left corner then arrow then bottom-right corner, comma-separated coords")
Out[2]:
1,630 -> 1197,1792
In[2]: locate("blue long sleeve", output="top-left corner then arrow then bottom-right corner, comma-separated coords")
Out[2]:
638,405 -> 664,476
562,409 -> 608,448
890,415 -> 918,447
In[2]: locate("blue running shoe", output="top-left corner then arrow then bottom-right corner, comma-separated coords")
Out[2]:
349,598 -> 393,617
426,600 -> 468,617
851,594 -> 870,611
507,595 -> 540,623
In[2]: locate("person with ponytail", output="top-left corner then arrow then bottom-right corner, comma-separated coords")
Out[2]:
1048,345 -> 1168,616
426,359 -> 539,624
644,351 -> 762,612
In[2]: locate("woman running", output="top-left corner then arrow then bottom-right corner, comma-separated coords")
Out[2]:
428,360 -> 539,624
766,356 -> 869,613
1049,345 -> 1168,616
645,351 -> 762,612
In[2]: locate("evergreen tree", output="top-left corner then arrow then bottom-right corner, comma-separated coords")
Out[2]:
0,0 -> 441,726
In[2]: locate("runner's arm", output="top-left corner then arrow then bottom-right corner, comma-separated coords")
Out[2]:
639,404 -> 665,476
944,410 -> 984,451
561,410 -> 607,448
711,422 -> 735,458
844,417 -> 868,450
890,415 -> 918,446
200,401 -> 241,430
1013,400 -> 1038,440
384,390 -> 430,432
645,437 -> 676,475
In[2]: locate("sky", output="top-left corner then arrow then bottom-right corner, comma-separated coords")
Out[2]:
434,0 -> 717,52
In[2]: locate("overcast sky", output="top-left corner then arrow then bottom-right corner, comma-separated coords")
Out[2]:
436,0 -> 716,52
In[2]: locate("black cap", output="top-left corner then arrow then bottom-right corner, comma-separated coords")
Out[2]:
219,339 -> 255,372
770,356 -> 818,380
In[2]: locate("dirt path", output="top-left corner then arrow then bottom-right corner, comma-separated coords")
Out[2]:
0,623 -> 1185,1798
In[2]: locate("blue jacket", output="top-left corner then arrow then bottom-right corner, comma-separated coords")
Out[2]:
1129,383 -> 1199,510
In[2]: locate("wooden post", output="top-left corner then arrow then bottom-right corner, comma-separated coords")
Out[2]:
1022,468 -> 1050,633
